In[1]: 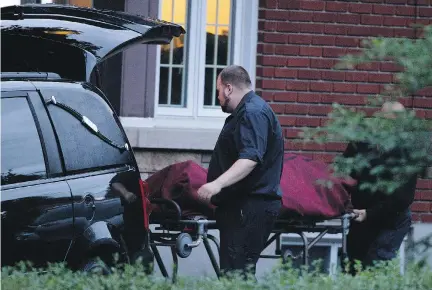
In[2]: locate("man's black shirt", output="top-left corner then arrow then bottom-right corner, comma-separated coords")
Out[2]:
343,141 -> 420,223
207,91 -> 284,205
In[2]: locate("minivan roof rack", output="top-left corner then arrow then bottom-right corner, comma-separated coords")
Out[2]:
1,72 -> 62,80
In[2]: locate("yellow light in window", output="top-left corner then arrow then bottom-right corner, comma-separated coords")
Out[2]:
207,0 -> 217,24
206,0 -> 231,35
67,0 -> 92,7
173,0 -> 186,24
161,0 -> 186,25
218,0 -> 231,26
43,30 -> 78,35
161,0 -> 173,21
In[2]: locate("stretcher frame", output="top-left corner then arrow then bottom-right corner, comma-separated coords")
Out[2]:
148,198 -> 355,282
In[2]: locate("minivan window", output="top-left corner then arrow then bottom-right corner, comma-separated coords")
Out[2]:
43,86 -> 132,174
1,96 -> 47,185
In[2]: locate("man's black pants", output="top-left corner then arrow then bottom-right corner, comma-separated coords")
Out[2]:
346,209 -> 411,274
215,196 -> 281,279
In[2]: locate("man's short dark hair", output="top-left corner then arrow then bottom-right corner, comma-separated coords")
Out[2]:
219,65 -> 252,89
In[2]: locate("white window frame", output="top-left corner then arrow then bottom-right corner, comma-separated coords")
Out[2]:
196,0 -> 228,118
123,0 -> 258,150
154,0 -> 258,120
154,0 -> 192,117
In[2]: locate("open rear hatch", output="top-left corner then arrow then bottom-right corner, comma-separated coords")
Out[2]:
1,4 -> 186,82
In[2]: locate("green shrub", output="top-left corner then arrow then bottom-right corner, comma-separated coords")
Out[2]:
2,259 -> 431,290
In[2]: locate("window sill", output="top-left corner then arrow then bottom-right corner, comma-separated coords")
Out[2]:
120,116 -> 225,151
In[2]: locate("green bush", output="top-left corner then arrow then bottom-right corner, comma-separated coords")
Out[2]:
2,259 -> 432,290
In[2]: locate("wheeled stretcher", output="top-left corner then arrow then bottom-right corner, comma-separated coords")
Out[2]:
147,197 -> 356,282
142,155 -> 357,281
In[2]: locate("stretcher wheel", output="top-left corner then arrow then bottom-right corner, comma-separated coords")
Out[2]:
282,249 -> 294,264
176,233 -> 193,258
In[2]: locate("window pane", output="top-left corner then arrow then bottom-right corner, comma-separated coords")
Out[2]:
1,97 -> 47,185
204,67 -> 223,106
44,87 -> 133,174
46,0 -> 92,6
158,67 -> 169,105
173,0 -> 187,23
160,44 -> 170,65
19,1 -> 37,5
217,30 -> 229,66
218,0 -> 231,25
206,0 -> 217,24
159,0 -> 187,107
214,67 -> 223,105
161,0 -> 173,20
205,26 -> 217,65
204,67 -> 215,106
170,67 -> 185,105
68,0 -> 92,6
204,0 -> 232,107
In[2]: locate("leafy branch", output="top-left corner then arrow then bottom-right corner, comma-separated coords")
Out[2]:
302,25 -> 432,195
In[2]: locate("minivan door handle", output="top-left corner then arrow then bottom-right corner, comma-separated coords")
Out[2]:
84,194 -> 94,206
1,211 -> 6,219
83,194 -> 95,220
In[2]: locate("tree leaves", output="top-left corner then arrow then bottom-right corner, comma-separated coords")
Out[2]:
303,25 -> 432,195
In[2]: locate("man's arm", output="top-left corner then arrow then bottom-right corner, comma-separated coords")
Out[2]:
368,133 -> 432,220
365,176 -> 417,221
212,159 -> 257,189
365,147 -> 418,221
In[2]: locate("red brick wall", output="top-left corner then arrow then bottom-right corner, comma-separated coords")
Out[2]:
256,0 -> 432,222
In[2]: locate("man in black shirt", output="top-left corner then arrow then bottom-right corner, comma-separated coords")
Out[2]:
343,102 -> 429,274
197,65 -> 284,279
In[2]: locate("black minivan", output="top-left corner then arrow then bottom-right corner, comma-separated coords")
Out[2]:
1,4 -> 185,273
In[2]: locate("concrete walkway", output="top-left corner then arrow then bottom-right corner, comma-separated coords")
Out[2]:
150,227 -> 280,280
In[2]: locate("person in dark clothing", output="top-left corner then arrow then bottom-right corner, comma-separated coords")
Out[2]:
343,102 -> 429,274
197,65 -> 284,279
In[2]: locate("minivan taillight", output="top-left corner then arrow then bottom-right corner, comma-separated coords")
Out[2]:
139,179 -> 151,231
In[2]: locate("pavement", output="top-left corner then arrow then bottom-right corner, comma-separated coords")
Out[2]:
150,226 -> 280,280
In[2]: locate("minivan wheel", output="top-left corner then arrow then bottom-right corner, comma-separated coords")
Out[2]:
82,258 -> 112,275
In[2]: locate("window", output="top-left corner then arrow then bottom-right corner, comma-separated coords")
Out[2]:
155,0 -> 258,119
203,0 -> 231,109
1,97 -> 47,185
158,0 -> 187,108
38,0 -> 92,6
43,86 -> 133,174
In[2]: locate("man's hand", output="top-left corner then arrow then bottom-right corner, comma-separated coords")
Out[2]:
197,159 -> 256,204
197,181 -> 222,204
112,182 -> 137,204
353,209 -> 367,222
